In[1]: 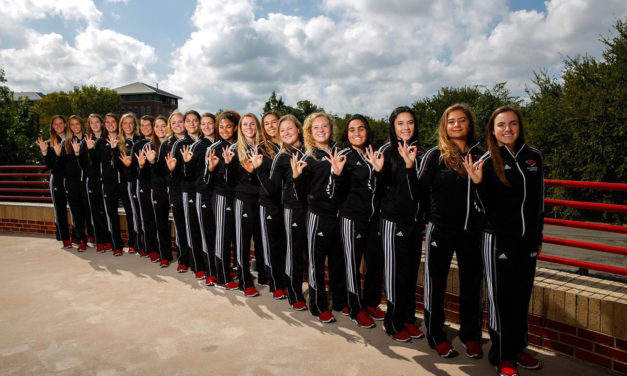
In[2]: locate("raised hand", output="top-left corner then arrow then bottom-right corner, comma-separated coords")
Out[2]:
249,147 -> 263,169
119,153 -> 132,167
181,144 -> 194,163
85,134 -> 95,150
290,153 -> 307,179
136,151 -> 147,168
463,154 -> 484,184
397,140 -> 416,168
145,144 -> 157,164
241,156 -> 255,173
108,135 -> 119,149
165,152 -> 177,171
36,137 -> 48,156
53,142 -> 62,156
364,145 -> 384,172
206,149 -> 219,172
71,138 -> 81,155
222,147 -> 234,165
324,148 -> 347,176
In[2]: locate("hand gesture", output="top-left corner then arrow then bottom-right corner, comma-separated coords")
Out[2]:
463,154 -> 484,184
397,140 -> 416,168
241,154 -> 255,173
36,137 -> 48,156
181,144 -> 193,163
165,152 -> 177,171
145,144 -> 157,163
85,134 -> 95,150
206,149 -> 219,172
249,147 -> 264,169
222,147 -> 234,165
71,138 -> 81,155
324,148 -> 347,176
53,142 -> 62,157
119,153 -> 132,167
290,153 -> 307,179
136,151 -> 147,168
108,135 -> 119,149
364,145 -> 384,172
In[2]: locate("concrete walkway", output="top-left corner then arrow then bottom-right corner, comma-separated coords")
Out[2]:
0,234 -> 609,375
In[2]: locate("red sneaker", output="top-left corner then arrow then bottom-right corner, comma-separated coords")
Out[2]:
77,241 -> 87,252
96,244 -> 105,253
215,281 -> 239,290
103,243 -> 113,251
273,289 -> 287,300
434,341 -> 456,358
205,275 -> 217,286
383,325 -> 411,342
340,307 -> 349,316
365,305 -> 386,321
243,287 -> 260,297
230,271 -> 238,280
195,271 -> 207,280
283,288 -> 288,295
138,250 -> 148,257
113,249 -> 123,256
149,252 -> 160,263
71,237 -> 79,245
352,310 -> 376,329
160,259 -> 170,268
496,361 -> 519,376
177,264 -> 188,273
88,236 -> 94,244
515,352 -> 541,369
128,247 -> 137,254
462,340 -> 483,359
318,310 -> 336,323
62,240 -> 72,248
403,323 -> 424,339
292,301 -> 307,311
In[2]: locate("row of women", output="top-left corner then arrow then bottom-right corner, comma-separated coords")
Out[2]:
37,103 -> 544,376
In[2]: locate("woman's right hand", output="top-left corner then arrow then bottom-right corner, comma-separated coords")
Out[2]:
145,144 -> 156,163
53,142 -> 62,156
85,134 -> 95,150
165,152 -> 177,171
206,149 -> 219,172
108,135 -> 118,149
397,140 -> 416,168
290,153 -> 307,179
324,148 -> 347,176
36,137 -> 48,156
249,147 -> 263,169
463,154 -> 484,184
181,144 -> 194,163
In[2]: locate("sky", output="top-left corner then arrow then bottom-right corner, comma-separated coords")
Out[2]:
1,0 -> 625,118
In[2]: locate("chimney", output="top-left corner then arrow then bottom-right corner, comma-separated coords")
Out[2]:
156,83 -> 159,89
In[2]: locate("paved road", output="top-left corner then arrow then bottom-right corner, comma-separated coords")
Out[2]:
0,235 -> 611,376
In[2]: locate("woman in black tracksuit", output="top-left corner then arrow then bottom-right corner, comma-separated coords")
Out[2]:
79,114 -> 112,252
418,104 -> 485,358
292,112 -> 347,323
145,115 -> 173,267
378,106 -> 426,342
92,113 -> 126,255
204,110 -> 240,290
36,115 -> 72,248
326,114 -> 385,329
254,114 -> 308,311
253,111 -> 285,299
164,111 -> 192,272
464,106 -> 544,376
63,115 -> 91,251
119,113 -> 142,254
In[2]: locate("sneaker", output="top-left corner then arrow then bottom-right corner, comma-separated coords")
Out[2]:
160,259 -> 170,268
205,275 -> 217,286
177,264 -> 188,273
352,310 -> 376,329
138,250 -> 148,257
128,247 -> 137,254
496,361 -> 519,376
215,281 -> 239,290
243,287 -> 260,297
103,243 -> 113,251
365,305 -> 386,321
71,237 -> 79,245
382,325 -> 411,342
77,241 -> 87,252
434,341 -> 456,358
403,323 -> 425,339
88,236 -> 94,245
273,289 -> 287,300
283,288 -> 288,295
292,301 -> 307,311
96,244 -> 105,253
340,307 -> 349,316
462,340 -> 483,359
230,271 -> 238,280
318,310 -> 336,323
515,352 -> 542,369
113,249 -> 123,256
149,252 -> 160,263
62,240 -> 72,248
195,271 -> 207,280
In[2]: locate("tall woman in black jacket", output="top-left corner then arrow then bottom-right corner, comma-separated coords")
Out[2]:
36,115 -> 71,248
418,104 -> 485,358
464,106 -> 544,376
118,113 -> 141,254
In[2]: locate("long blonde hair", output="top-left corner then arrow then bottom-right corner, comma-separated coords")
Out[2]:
104,113 -> 126,154
65,115 -> 84,154
236,113 -> 261,163
167,110 -> 184,142
302,112 -> 334,159
438,103 -> 477,177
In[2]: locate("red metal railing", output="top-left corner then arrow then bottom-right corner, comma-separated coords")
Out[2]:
542,179 -> 627,276
0,165 -> 51,202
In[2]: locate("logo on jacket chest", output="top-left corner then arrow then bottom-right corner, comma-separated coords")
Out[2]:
525,159 -> 538,172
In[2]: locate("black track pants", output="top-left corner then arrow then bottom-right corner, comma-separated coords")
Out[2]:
121,180 -> 139,249
284,207 -> 307,304
64,176 -> 88,243
85,177 -> 110,245
50,173 -> 70,242
234,199 -> 263,290
169,191 -> 190,266
259,204 -> 287,292
151,186 -> 172,261
183,191 -> 207,273
137,183 -> 157,254
102,182 -> 124,251
212,193 -> 235,284
197,192 -> 216,276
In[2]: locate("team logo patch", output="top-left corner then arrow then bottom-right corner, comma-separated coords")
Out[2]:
526,160 -> 537,166
526,159 -> 538,172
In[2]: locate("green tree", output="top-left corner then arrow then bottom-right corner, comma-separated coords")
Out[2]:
69,85 -> 121,118
34,91 -> 72,134
262,92 -> 325,123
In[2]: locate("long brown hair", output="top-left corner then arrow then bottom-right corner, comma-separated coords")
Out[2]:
438,103 -> 477,177
104,113 -> 126,154
65,115 -> 84,154
486,105 -> 526,187
153,115 -> 170,151
48,115 -> 66,146
86,114 -> 104,138
259,111 -> 280,158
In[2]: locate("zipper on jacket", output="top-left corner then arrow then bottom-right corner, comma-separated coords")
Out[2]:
507,145 -> 527,237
